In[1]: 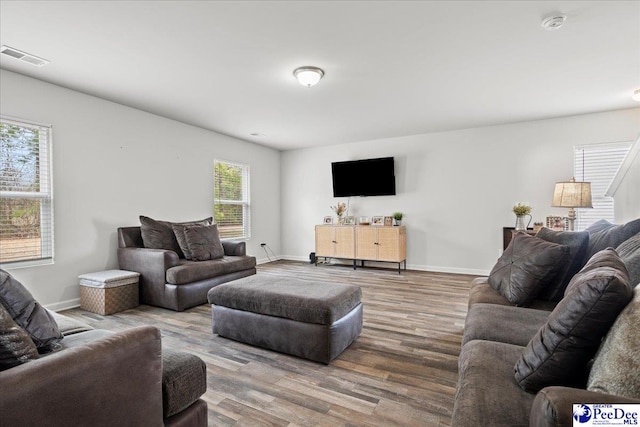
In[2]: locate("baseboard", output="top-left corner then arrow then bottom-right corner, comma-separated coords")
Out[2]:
256,256 -> 282,265
46,298 -> 80,312
278,255 -> 489,276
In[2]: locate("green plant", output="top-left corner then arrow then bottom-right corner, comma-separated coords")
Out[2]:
393,212 -> 403,220
513,203 -> 532,216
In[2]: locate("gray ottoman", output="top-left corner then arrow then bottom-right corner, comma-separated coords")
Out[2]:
207,275 -> 363,364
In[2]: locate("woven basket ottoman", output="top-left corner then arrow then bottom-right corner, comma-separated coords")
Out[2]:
207,275 -> 363,364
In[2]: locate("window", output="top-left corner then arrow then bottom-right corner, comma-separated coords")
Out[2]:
214,160 -> 250,239
574,142 -> 631,231
0,117 -> 53,266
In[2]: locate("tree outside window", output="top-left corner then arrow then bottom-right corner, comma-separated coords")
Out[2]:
0,118 -> 53,265
214,160 -> 250,239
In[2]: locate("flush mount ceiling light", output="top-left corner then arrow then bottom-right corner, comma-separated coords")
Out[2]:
633,89 -> 640,102
541,14 -> 567,31
0,45 -> 50,67
293,66 -> 324,88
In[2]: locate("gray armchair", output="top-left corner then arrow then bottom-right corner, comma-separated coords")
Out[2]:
117,226 -> 256,311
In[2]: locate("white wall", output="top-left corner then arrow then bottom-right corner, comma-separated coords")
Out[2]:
0,70 -> 281,309
281,108 -> 640,275
613,138 -> 640,223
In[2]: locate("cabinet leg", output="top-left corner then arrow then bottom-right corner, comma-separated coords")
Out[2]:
353,259 -> 356,270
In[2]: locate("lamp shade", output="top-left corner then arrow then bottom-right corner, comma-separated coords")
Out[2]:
552,178 -> 593,208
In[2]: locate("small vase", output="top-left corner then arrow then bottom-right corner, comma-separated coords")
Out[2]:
394,220 -> 402,226
515,214 -> 532,231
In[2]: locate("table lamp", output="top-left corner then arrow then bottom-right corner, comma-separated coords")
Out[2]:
551,177 -> 592,231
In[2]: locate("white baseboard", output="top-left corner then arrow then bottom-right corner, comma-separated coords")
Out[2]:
46,298 -> 80,312
256,256 -> 282,265
278,255 -> 489,276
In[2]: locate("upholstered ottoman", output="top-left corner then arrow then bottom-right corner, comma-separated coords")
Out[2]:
207,275 -> 363,364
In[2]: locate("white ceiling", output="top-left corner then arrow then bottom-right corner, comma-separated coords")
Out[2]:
1,1 -> 639,151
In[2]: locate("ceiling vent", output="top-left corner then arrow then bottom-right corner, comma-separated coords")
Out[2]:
0,45 -> 50,67
541,15 -> 567,31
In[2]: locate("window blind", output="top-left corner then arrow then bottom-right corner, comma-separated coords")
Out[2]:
214,160 -> 250,239
0,117 -> 53,265
574,142 -> 631,231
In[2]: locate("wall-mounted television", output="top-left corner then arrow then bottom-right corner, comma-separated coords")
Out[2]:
331,157 -> 396,197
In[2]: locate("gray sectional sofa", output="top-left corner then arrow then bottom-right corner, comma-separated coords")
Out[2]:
452,220 -> 640,427
0,270 -> 207,426
117,216 -> 256,311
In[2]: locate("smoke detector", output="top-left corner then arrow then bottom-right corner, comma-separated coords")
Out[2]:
0,45 -> 50,67
541,15 -> 567,31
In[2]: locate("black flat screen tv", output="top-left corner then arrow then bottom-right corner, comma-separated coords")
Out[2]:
331,157 -> 396,197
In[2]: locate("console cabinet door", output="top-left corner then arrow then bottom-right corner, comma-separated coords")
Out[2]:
355,227 -> 378,260
334,226 -> 355,259
315,225 -> 335,257
377,227 -> 405,262
315,225 -> 355,259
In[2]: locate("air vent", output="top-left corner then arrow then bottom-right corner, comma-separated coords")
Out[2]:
0,45 -> 49,67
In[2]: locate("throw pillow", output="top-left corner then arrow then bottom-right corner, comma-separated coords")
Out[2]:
535,227 -> 590,301
0,269 -> 63,352
139,216 -> 212,258
587,287 -> 640,399
585,218 -> 640,260
617,233 -> 640,289
514,248 -> 633,393
183,224 -> 225,261
172,224 -> 194,260
0,302 -> 39,371
487,232 -> 570,306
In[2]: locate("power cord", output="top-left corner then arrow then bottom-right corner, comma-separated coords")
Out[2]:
260,243 -> 277,262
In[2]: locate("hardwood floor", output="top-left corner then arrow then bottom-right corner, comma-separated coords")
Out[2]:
61,260 -> 474,426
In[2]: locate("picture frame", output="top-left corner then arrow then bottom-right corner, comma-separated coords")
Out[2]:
546,216 -> 568,231
344,216 -> 356,225
383,216 -> 393,226
323,216 -> 333,225
371,216 -> 384,226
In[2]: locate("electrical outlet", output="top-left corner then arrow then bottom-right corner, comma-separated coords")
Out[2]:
260,243 -> 266,247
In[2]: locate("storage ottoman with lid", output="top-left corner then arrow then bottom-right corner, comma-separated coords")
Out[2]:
79,270 -> 140,315
207,275 -> 363,364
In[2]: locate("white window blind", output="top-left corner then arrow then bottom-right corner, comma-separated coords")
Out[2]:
574,142 -> 631,231
214,160 -> 250,239
0,117 -> 54,266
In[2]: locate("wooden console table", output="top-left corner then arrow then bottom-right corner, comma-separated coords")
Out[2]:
315,225 -> 407,274
502,227 -> 537,250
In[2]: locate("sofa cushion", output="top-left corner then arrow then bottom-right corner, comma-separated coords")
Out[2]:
0,302 -> 39,371
0,269 -> 63,351
585,218 -> 640,260
183,224 -> 225,261
162,348 -> 207,418
587,287 -> 640,399
462,303 -> 550,347
535,227 -> 590,301
166,256 -> 256,285
50,311 -> 94,336
617,233 -> 640,288
140,216 -> 212,258
514,248 -> 632,393
452,340 -> 536,427
487,233 -> 570,306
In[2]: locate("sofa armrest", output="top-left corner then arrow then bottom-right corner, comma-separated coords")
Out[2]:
0,326 -> 164,427
530,386 -> 640,427
118,246 -> 179,283
223,240 -> 247,256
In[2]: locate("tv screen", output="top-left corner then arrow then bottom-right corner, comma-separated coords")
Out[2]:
331,157 -> 396,197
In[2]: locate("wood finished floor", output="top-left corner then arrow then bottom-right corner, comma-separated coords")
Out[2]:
61,260 -> 474,427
